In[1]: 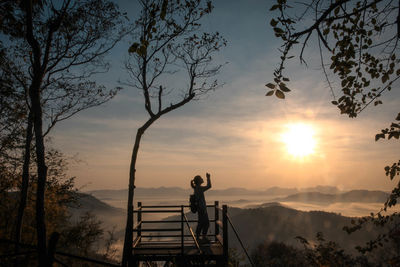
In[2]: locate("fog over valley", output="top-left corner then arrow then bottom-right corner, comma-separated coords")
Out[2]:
68,185 -> 399,258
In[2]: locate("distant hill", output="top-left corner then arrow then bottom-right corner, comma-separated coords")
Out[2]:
245,202 -> 288,209
225,205 -> 382,253
273,190 -> 389,204
299,185 -> 342,194
70,193 -> 124,214
69,193 -> 125,229
86,189 -> 129,200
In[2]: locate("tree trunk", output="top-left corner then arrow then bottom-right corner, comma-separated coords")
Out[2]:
122,127 -> 143,266
14,112 -> 33,255
122,117 -> 157,266
22,0 -> 48,262
29,80 -> 48,266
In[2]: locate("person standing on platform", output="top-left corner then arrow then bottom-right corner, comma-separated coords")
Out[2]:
190,172 -> 212,241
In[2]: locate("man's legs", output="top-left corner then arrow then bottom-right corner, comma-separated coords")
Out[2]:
196,212 -> 203,239
202,212 -> 209,236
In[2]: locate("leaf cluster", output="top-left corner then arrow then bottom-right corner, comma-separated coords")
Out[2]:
268,0 -> 399,116
373,113 -> 400,209
265,79 -> 290,99
376,113 -> 400,142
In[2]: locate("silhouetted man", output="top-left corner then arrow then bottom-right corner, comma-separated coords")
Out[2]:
191,173 -> 212,241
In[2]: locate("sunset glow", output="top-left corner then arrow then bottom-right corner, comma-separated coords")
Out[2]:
44,0 -> 399,192
281,123 -> 316,157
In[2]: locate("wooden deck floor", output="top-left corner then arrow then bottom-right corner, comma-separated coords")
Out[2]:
132,240 -> 224,262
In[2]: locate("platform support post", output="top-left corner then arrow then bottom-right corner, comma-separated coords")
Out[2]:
138,202 -> 142,240
181,205 -> 184,255
215,201 -> 219,241
223,205 -> 228,266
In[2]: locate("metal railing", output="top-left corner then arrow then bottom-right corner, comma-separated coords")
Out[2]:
131,201 -> 229,265
183,212 -> 202,254
132,202 -> 226,246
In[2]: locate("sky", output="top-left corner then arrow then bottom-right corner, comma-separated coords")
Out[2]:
51,0 -> 400,191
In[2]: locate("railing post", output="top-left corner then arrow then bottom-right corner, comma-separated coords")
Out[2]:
223,205 -> 228,267
215,201 -> 219,241
137,202 -> 142,242
181,205 -> 184,255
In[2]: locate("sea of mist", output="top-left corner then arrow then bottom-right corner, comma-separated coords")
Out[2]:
76,187 -> 400,259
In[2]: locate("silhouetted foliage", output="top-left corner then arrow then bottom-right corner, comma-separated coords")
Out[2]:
268,1 -> 400,265
268,0 -> 399,114
249,233 -> 371,267
228,248 -> 245,267
0,67 -> 25,163
297,232 -> 359,266
251,241 -> 307,267
268,0 -> 399,195
0,147 -> 117,266
0,0 -> 126,264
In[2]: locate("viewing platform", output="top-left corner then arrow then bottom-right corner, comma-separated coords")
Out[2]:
129,201 -> 229,266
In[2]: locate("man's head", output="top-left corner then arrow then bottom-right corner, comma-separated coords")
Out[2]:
193,175 -> 203,185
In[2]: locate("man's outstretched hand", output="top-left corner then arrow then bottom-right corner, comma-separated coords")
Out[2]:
206,173 -> 210,179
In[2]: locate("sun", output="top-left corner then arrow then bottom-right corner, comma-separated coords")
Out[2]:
281,123 -> 316,157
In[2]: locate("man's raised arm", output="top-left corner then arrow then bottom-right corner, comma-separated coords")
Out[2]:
203,172 -> 212,191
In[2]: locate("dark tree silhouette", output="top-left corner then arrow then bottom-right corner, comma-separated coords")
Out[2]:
269,0 -> 400,203
121,0 -> 226,265
0,0 -> 126,264
268,0 -> 399,110
0,146 -> 117,265
268,0 -> 400,261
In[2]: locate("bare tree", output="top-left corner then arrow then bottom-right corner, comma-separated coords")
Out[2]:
120,0 -> 226,265
1,0 -> 126,264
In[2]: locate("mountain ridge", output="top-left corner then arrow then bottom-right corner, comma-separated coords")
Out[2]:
272,190 -> 389,204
